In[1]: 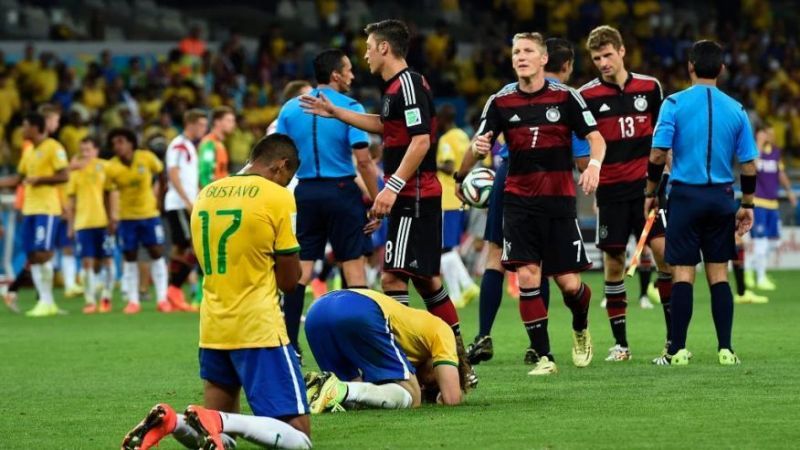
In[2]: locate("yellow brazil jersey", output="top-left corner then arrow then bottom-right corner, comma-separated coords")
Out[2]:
105,150 -> 163,220
437,128 -> 471,211
191,174 -> 300,349
66,158 -> 110,230
17,138 -> 68,216
353,289 -> 458,368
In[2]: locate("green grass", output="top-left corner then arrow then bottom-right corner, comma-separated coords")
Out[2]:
1,271 -> 799,449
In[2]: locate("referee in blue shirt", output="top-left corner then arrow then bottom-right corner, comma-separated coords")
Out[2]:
276,48 -> 379,353
646,40 -> 757,366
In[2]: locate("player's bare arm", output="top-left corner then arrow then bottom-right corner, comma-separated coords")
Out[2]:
370,134 -> 430,218
737,160 -> 757,236
168,166 -> 194,211
779,164 -> 797,207
354,147 -> 380,201
433,364 -> 462,405
299,92 -> 384,134
0,174 -> 22,188
645,147 -> 670,215
65,195 -> 76,239
25,168 -> 69,186
275,252 -> 302,293
577,131 -> 605,195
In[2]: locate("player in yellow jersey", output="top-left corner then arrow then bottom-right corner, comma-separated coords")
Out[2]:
304,288 -> 467,412
0,112 -> 69,317
105,128 -> 171,314
121,134 -> 311,450
436,104 -> 479,308
65,137 -> 115,314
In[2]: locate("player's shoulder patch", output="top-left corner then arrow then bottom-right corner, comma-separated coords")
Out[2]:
495,82 -> 517,98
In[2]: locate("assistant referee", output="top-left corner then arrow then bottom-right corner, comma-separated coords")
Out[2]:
646,40 -> 758,366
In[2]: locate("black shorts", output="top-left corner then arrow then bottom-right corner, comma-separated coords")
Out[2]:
295,178 -> 370,262
501,205 -> 592,277
165,209 -> 192,248
384,200 -> 441,279
665,183 -> 737,265
596,196 -> 666,252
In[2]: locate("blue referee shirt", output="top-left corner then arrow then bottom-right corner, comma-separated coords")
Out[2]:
276,87 -> 370,179
544,78 -> 591,159
652,85 -> 757,185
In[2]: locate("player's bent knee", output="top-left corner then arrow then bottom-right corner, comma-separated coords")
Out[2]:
554,273 -> 582,296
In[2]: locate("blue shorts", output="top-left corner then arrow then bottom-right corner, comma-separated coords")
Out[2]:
752,207 -> 780,239
76,227 -> 114,259
305,290 -> 414,383
117,218 -> 165,253
295,178 -> 369,262
199,346 -> 308,418
666,183 -> 737,265
371,219 -> 389,250
22,214 -> 60,254
483,158 -> 507,245
442,210 -> 465,250
54,219 -> 74,248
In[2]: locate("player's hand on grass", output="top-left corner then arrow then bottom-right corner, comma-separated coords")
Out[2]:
736,207 -> 754,236
370,188 -> 397,219
578,164 -> 599,195
300,92 -> 336,118
472,131 -> 493,157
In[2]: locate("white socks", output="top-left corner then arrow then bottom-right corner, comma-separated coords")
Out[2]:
84,269 -> 97,305
220,411 -> 312,449
170,414 -> 237,449
753,237 -> 768,282
102,264 -> 115,299
62,254 -> 78,291
441,250 -> 476,301
123,261 -> 140,304
150,257 -> 169,302
31,261 -> 55,305
344,382 -> 413,409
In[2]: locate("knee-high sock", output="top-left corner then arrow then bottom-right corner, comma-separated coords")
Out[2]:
562,283 -> 591,331
220,411 -> 312,449
344,382 -> 413,409
656,272 -> 673,343
84,269 -> 98,305
385,290 -> 409,306
604,280 -> 628,347
710,282 -> 734,351
668,282 -> 693,355
478,269 -> 503,336
62,254 -> 78,291
422,286 -> 461,336
283,284 -> 306,351
440,251 -> 462,301
31,261 -> 55,305
753,237 -> 769,283
519,286 -> 551,358
732,245 -> 746,295
150,257 -> 169,302
123,261 -> 140,304
102,264 -> 115,299
638,252 -> 653,298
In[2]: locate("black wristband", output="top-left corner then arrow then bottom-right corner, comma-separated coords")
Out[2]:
741,203 -> 755,209
453,172 -> 466,183
647,161 -> 666,183
741,174 -> 756,195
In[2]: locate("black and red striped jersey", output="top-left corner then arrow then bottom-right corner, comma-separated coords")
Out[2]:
578,72 -> 663,205
477,80 -> 597,217
380,68 -> 440,209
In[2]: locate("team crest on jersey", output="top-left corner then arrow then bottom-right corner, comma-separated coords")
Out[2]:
546,107 -> 561,122
634,95 -> 648,112
382,98 -> 391,117
138,164 -> 145,174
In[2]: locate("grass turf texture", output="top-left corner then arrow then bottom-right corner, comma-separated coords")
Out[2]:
1,271 -> 798,449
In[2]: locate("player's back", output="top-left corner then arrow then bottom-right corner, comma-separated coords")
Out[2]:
192,174 -> 299,349
352,289 -> 457,367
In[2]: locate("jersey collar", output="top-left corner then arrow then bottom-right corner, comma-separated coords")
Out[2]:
383,67 -> 409,90
515,79 -> 549,98
599,71 -> 632,92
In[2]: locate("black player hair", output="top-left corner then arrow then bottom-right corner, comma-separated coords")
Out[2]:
689,40 -> 724,79
544,38 -> 574,74
107,127 -> 138,149
80,135 -> 101,149
250,133 -> 299,172
314,48 -> 347,84
364,19 -> 410,58
23,111 -> 46,133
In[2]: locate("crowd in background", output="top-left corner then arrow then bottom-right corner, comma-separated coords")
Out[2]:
0,0 -> 799,173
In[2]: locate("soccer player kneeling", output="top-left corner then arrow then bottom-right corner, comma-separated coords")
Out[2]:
304,288 -> 468,412
121,134 -> 311,450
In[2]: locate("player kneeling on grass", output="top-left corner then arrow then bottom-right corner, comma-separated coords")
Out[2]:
304,288 -> 468,413
121,134 -> 311,450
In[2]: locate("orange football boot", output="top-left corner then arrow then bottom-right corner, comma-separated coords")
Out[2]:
311,278 -> 327,299
99,298 -> 112,313
121,403 -> 177,450
184,405 -> 225,449
82,303 -> 98,314
123,303 -> 141,314
167,286 -> 196,312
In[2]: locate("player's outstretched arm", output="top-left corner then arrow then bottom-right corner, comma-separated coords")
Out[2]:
299,92 -> 384,134
433,364 -> 462,405
0,174 -> 22,188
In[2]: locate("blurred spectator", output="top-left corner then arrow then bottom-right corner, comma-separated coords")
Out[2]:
179,26 -> 207,58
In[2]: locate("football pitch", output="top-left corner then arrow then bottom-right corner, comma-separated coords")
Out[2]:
2,271 -> 798,449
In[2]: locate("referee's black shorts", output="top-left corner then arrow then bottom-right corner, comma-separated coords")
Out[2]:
165,209 -> 193,248
666,182 -> 737,265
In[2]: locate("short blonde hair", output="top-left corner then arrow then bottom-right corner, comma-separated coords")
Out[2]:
586,25 -> 624,51
512,32 -> 547,52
